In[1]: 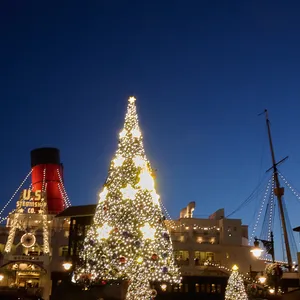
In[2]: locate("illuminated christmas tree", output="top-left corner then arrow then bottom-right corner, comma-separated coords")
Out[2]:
225,265 -> 248,300
75,96 -> 181,299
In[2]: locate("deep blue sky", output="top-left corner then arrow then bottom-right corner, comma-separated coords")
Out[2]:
1,1 -> 300,257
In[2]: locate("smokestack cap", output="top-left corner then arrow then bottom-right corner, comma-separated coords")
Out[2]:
31,148 -> 61,167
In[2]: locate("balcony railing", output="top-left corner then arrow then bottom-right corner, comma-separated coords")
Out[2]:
175,259 -> 190,266
194,259 -> 221,266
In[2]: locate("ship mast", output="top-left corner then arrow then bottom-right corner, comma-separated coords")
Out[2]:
263,109 -> 292,269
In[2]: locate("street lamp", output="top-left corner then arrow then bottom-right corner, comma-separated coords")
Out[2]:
250,232 -> 275,262
62,261 -> 73,271
269,288 -> 275,294
258,275 -> 266,284
250,240 -> 264,258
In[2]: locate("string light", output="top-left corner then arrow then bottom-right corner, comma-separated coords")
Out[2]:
249,175 -> 273,245
56,169 -> 72,207
279,172 -> 300,202
58,183 -> 69,209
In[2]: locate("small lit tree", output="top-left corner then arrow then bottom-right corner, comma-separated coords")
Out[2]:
75,96 -> 180,300
225,265 -> 248,300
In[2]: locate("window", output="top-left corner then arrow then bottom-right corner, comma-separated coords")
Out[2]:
195,283 -> 200,293
206,252 -> 214,261
211,284 -> 216,293
194,251 -> 215,263
174,250 -> 189,260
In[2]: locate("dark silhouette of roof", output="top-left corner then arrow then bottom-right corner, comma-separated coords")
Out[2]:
55,204 -> 96,218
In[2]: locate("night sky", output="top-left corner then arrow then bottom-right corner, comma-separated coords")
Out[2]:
1,1 -> 300,258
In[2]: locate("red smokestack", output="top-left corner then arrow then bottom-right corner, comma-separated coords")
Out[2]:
30,148 -> 65,214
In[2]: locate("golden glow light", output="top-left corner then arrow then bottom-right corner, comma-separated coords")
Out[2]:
75,96 -> 181,300
150,191 -> 160,205
120,184 -> 137,200
97,223 -> 112,240
99,187 -> 108,203
133,155 -> 146,168
138,168 -> 154,190
63,262 -> 73,271
269,288 -> 275,294
119,129 -> 127,139
113,155 -> 125,167
132,127 -> 141,138
161,283 -> 167,291
128,96 -> 136,103
0,274 -> 4,281
232,265 -> 239,271
258,276 -> 266,284
250,247 -> 264,258
140,223 -> 156,240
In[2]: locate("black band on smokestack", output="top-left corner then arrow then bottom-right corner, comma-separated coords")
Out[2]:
30,148 -> 61,167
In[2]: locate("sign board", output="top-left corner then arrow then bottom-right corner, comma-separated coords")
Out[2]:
17,189 -> 46,214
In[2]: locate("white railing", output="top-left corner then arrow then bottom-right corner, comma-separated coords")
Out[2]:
6,254 -> 49,264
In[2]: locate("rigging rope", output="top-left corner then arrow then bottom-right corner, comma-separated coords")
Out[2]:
0,169 -> 32,217
279,172 -> 300,205
282,196 -> 299,262
227,174 -> 271,218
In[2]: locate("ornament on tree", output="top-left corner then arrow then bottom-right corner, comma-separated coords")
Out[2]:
151,254 -> 158,261
134,240 -> 141,248
122,231 -> 130,238
119,256 -> 126,264
225,265 -> 248,300
163,232 -> 170,240
137,257 -> 143,264
151,289 -> 157,297
75,96 -> 180,300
